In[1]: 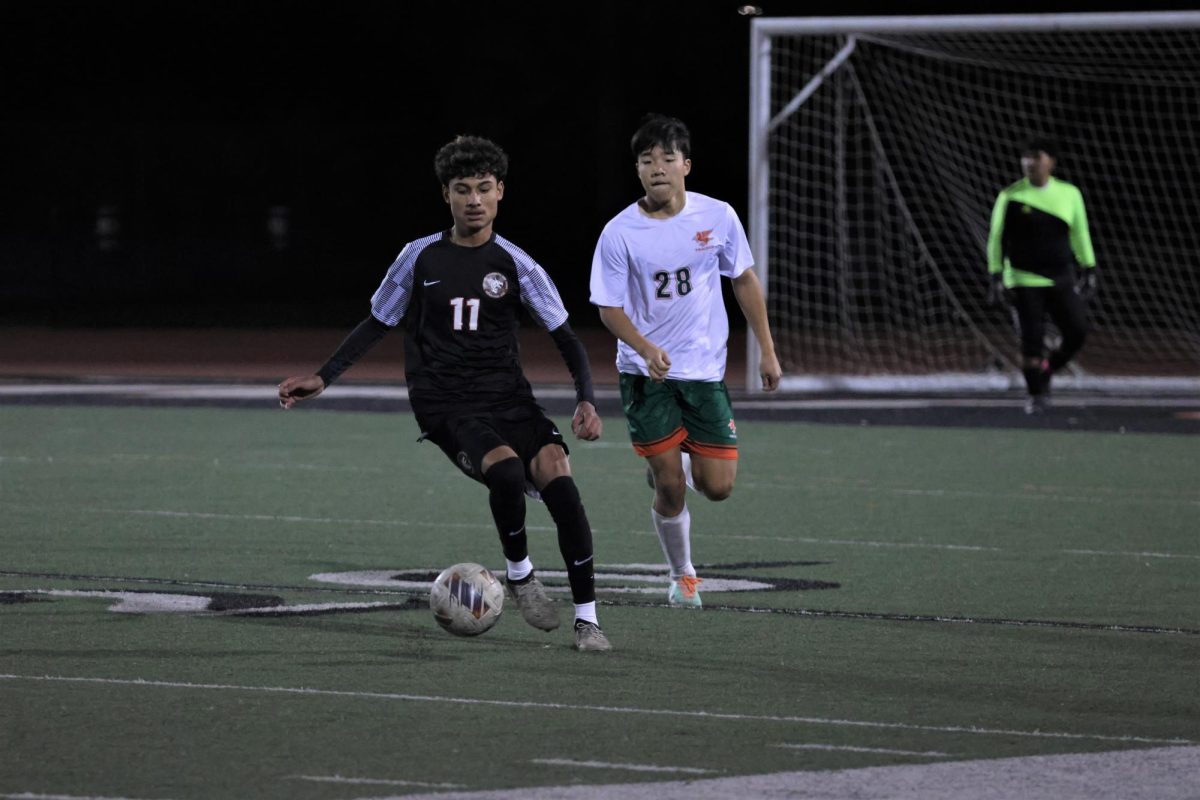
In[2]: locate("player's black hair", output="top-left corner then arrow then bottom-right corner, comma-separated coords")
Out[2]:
631,113 -> 692,159
434,135 -> 509,185
1019,136 -> 1058,159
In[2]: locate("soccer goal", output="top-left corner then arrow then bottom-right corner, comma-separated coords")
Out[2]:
747,12 -> 1200,394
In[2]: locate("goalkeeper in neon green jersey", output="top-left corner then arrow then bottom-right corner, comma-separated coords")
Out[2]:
986,137 -> 1097,414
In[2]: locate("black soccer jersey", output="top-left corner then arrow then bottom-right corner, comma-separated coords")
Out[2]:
370,231 -> 570,417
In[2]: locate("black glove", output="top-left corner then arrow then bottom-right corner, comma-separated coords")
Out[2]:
986,274 -> 1008,307
1077,268 -> 1098,301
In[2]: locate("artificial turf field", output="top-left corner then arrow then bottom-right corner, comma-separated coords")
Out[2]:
1,401 -> 1197,799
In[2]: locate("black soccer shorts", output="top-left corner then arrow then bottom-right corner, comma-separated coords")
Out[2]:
418,403 -> 568,484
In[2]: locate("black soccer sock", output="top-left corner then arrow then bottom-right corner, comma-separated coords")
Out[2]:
1022,367 -> 1047,396
1047,349 -> 1072,373
539,476 -> 596,605
483,457 -> 528,563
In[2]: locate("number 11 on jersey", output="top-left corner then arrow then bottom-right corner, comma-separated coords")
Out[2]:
450,297 -> 480,331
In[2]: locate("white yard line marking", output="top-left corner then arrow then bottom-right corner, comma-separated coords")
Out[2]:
530,759 -> 717,774
775,743 -> 950,757
0,503 -> 557,534
288,775 -> 463,788
0,674 -> 1191,746
384,746 -> 1200,800
3,500 -> 1195,559
1064,549 -> 1200,561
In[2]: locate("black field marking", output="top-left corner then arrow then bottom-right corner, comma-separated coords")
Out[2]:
0,569 -> 423,597
0,592 -> 46,605
604,600 -> 1200,636
4,569 -> 1196,635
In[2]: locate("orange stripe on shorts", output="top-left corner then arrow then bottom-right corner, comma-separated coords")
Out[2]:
632,427 -> 688,458
682,439 -> 739,460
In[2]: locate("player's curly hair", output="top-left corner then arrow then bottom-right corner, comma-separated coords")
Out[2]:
434,135 -> 509,185
631,113 -> 691,159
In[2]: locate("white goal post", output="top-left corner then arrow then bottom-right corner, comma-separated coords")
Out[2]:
747,12 -> 1200,394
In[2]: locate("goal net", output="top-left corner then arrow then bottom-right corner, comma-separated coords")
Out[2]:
748,12 -> 1200,393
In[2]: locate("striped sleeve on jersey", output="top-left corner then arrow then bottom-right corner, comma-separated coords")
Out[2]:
496,235 -> 570,331
370,233 -> 441,326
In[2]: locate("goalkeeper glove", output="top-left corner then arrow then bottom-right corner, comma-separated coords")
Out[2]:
986,274 -> 1008,307
1077,268 -> 1098,301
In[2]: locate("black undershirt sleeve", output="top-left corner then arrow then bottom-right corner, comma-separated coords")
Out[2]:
316,315 -> 392,386
548,322 -> 595,407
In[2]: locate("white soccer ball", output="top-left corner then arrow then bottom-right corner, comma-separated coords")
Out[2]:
429,562 -> 504,636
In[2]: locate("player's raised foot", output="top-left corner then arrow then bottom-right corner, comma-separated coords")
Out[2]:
573,619 -> 612,652
505,574 -> 560,631
1024,394 -> 1049,415
523,481 -> 543,503
667,575 -> 703,608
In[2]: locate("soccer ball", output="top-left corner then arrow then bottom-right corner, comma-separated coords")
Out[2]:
429,562 -> 504,636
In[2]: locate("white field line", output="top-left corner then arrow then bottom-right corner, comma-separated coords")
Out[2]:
0,674 -> 1192,747
530,759 -> 717,774
3,454 -> 1197,507
5,380 -> 1199,407
775,742 -> 951,757
2,501 -> 1196,560
375,746 -> 1200,800
288,774 -> 464,788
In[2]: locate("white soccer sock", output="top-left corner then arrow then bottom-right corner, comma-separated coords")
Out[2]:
506,557 -> 533,582
574,601 -> 598,624
680,451 -> 695,492
651,504 -> 694,579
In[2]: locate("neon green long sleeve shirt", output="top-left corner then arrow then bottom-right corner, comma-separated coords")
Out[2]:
986,176 -> 1096,288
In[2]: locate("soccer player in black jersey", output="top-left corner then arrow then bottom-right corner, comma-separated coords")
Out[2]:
986,138 -> 1097,414
278,136 -> 611,652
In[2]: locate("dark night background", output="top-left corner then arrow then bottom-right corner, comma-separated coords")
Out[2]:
1,0 -> 1190,330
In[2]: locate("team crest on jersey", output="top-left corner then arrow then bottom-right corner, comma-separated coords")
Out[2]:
694,229 -> 718,251
482,272 -> 509,298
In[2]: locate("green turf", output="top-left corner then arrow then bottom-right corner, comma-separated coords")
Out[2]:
1,404 -> 1197,798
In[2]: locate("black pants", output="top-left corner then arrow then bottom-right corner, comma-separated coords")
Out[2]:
1012,283 -> 1089,365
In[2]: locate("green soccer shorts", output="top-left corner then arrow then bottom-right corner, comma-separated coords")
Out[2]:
618,373 -> 738,460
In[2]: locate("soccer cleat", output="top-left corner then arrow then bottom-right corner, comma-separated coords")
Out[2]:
523,481 -> 543,503
505,575 -> 560,631
667,575 -> 703,608
573,619 -> 612,652
1024,394 -> 1049,415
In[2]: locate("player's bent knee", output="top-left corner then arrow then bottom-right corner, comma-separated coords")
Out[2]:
483,456 -> 526,497
699,481 -> 734,502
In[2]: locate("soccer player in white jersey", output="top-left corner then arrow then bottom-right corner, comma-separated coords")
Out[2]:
589,114 -> 782,608
278,136 -> 611,651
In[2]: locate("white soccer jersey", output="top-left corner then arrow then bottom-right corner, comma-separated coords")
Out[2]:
589,192 -> 753,381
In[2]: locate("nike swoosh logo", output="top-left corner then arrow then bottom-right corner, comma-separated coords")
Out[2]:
507,529 -> 525,538
551,429 -> 561,436
573,555 -> 594,566
423,279 -> 441,286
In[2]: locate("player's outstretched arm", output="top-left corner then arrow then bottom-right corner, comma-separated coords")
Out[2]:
277,316 -> 392,409
731,270 -> 782,391
278,375 -> 326,409
596,306 -> 671,381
